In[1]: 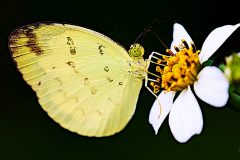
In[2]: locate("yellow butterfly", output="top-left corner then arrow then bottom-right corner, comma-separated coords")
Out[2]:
9,22 -> 158,137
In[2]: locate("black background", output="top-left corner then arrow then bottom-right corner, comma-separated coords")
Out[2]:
1,0 -> 240,159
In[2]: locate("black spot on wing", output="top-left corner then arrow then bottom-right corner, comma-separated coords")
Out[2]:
84,78 -> 89,85
66,37 -> 76,55
90,87 -> 97,95
70,48 -> 76,55
83,77 -> 97,95
98,44 -> 105,55
66,61 -> 75,67
106,77 -> 113,82
104,66 -> 109,72
66,61 -> 79,73
66,37 -> 74,45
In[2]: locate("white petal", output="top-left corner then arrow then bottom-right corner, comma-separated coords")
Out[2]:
194,66 -> 229,107
149,91 -> 175,134
169,86 -> 203,143
170,23 -> 194,53
199,23 -> 240,63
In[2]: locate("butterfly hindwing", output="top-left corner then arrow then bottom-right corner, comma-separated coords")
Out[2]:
9,23 -> 143,137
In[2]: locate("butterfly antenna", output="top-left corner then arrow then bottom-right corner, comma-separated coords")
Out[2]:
134,25 -> 170,52
134,18 -> 161,44
144,29 -> 169,49
134,13 -> 170,45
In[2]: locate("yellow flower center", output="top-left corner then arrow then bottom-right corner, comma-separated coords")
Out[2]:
150,40 -> 201,93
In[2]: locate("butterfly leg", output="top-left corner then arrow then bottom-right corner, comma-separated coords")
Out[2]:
144,51 -> 162,93
145,51 -> 164,115
144,74 -> 163,116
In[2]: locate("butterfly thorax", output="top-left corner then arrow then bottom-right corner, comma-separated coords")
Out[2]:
128,44 -> 147,79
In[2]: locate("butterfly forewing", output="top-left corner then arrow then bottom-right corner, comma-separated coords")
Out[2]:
9,23 -> 143,137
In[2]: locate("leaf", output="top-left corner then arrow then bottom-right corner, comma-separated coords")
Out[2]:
201,59 -> 214,68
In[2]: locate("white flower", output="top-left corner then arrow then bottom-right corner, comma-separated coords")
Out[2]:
149,23 -> 240,143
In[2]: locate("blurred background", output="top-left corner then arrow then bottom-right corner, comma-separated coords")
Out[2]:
0,0 -> 240,159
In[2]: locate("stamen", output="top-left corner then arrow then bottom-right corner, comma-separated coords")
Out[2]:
149,43 -> 201,93
166,49 -> 175,56
181,39 -> 189,49
153,85 -> 160,93
191,42 -> 197,53
174,46 -> 180,52
156,66 -> 161,72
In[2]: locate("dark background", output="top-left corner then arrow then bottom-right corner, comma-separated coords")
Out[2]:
1,0 -> 240,159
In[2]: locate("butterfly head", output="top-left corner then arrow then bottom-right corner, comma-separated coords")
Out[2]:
128,43 -> 144,58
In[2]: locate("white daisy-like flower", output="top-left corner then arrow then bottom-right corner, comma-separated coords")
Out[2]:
149,23 -> 240,143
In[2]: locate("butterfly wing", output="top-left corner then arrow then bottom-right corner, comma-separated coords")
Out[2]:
9,23 -> 143,137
